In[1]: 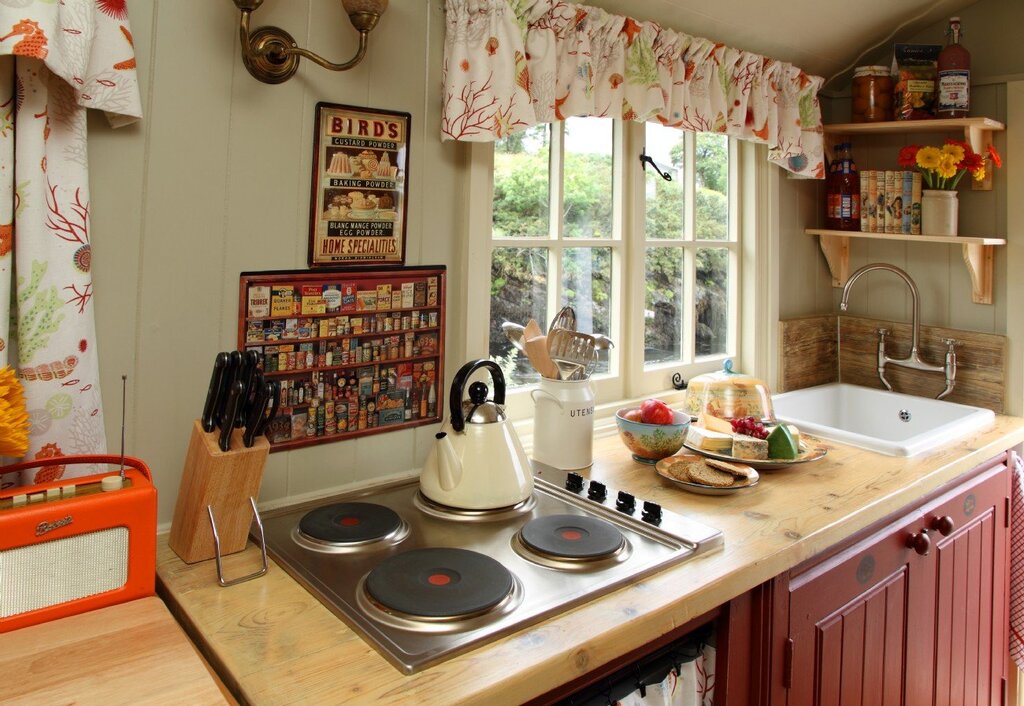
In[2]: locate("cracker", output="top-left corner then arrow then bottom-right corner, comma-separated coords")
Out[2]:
706,458 -> 755,479
686,463 -> 735,488
663,457 -> 703,482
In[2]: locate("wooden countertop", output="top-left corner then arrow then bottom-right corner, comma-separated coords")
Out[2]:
157,417 -> 1024,705
0,597 -> 230,705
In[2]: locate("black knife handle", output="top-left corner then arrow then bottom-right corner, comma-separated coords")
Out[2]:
219,380 -> 245,452
201,352 -> 229,432
253,381 -> 280,438
242,375 -> 269,448
235,350 -> 261,428
216,351 -> 242,429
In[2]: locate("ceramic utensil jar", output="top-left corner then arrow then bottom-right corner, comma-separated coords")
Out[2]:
531,377 -> 595,469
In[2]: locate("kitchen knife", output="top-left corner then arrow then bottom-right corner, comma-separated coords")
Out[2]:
235,350 -> 261,428
201,352 -> 230,432
216,351 -> 242,430
242,377 -> 272,448
219,380 -> 245,452
254,380 -> 281,439
256,379 -> 284,434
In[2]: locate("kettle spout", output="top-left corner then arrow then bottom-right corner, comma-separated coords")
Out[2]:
434,432 -> 461,491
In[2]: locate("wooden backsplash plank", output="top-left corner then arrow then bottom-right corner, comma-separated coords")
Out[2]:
778,315 -> 1006,413
777,315 -> 838,392
838,316 -> 1006,413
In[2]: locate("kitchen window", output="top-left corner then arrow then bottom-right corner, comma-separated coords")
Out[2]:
465,117 -> 741,417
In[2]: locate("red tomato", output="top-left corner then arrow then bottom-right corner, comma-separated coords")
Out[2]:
640,399 -> 674,425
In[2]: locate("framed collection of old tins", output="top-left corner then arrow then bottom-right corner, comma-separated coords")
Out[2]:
238,266 -> 445,452
308,102 -> 411,267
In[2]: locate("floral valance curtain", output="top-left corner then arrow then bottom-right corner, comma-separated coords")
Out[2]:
442,0 -> 825,178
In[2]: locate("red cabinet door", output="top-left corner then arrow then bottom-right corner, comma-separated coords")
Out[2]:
785,508 -> 933,706
782,455 -> 1010,706
919,457 -> 1009,706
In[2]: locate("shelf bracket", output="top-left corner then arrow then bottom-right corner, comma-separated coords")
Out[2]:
818,234 -> 850,288
962,243 -> 994,304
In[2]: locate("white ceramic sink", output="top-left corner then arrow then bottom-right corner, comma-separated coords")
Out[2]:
771,383 -> 995,457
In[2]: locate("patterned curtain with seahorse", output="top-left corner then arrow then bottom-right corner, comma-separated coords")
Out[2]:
441,0 -> 825,178
0,0 -> 141,489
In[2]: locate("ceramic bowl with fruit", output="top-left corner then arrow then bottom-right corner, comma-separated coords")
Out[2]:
615,399 -> 690,464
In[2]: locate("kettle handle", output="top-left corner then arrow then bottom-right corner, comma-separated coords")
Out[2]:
449,359 -> 506,432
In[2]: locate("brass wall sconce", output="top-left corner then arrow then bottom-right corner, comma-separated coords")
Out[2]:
231,0 -> 388,84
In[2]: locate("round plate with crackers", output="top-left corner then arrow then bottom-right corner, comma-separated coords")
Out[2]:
655,454 -> 759,496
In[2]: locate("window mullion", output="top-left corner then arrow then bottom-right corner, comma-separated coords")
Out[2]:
549,123 -> 566,321
683,132 -> 697,364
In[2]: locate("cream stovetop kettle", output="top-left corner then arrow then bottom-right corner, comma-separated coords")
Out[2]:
420,360 -> 534,509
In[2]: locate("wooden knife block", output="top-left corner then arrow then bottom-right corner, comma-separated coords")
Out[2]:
168,419 -> 269,564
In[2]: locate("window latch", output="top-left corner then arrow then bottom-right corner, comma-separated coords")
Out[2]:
639,149 -> 673,182
671,373 -> 687,390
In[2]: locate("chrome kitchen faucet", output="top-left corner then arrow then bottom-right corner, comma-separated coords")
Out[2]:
840,263 -> 959,399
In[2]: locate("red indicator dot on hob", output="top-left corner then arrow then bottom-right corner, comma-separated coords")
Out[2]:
561,530 -> 582,541
338,517 -> 361,526
427,573 -> 451,586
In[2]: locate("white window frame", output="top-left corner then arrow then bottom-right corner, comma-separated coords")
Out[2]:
464,120 -> 757,424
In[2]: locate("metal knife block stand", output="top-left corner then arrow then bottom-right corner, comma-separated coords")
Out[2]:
169,420 -> 270,575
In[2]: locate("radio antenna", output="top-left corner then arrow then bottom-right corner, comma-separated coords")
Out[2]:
120,374 -> 127,481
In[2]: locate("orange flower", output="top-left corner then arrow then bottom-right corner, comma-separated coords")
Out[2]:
987,144 -> 1003,169
0,365 -> 29,457
897,145 -> 920,167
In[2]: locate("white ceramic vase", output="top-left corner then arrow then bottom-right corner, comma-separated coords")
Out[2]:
920,189 -> 958,236
530,378 -> 595,470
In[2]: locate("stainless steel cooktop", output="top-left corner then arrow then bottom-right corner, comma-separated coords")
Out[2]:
258,465 -> 723,673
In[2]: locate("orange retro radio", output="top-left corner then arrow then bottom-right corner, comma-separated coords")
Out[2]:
0,454 -> 157,633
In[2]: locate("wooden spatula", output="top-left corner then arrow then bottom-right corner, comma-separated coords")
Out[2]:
523,319 -> 559,379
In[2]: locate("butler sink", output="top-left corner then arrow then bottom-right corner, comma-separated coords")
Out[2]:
772,383 -> 995,457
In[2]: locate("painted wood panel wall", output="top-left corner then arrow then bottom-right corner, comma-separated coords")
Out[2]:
85,0 -> 465,523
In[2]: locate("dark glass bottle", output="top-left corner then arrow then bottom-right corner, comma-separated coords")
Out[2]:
937,17 -> 970,118
826,143 -> 860,231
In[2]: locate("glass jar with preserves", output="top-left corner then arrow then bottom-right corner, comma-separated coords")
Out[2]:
851,66 -> 893,123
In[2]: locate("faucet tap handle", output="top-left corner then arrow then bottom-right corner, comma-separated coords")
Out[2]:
877,328 -> 890,338
942,338 -> 960,349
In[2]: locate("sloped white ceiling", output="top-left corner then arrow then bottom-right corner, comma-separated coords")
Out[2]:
589,0 -> 979,87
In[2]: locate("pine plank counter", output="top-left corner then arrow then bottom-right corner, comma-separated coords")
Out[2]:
0,597 -> 230,705
156,416 -> 1024,705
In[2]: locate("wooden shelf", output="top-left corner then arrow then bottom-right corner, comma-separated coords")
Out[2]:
823,117 -> 1004,136
824,116 -> 1004,191
244,325 -> 439,347
263,352 -> 439,377
804,229 -> 1005,305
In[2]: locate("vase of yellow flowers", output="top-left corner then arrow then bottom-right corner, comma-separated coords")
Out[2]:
898,140 -> 1002,236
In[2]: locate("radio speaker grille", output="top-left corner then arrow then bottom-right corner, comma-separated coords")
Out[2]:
0,527 -> 129,618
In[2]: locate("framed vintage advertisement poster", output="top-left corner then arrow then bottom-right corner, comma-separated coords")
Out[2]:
308,103 -> 410,267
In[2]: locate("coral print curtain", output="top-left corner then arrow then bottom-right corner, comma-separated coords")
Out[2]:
441,0 -> 825,177
0,0 -> 141,489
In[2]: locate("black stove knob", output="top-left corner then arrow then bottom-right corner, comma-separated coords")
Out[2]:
587,480 -> 607,502
615,491 -> 636,514
565,472 -> 585,493
642,501 -> 662,525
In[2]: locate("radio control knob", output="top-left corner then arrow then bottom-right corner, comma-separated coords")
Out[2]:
101,476 -> 123,492
642,501 -> 662,525
565,472 -> 585,493
587,481 -> 607,502
615,491 -> 636,514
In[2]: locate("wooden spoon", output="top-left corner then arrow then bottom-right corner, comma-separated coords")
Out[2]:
523,320 -> 559,379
